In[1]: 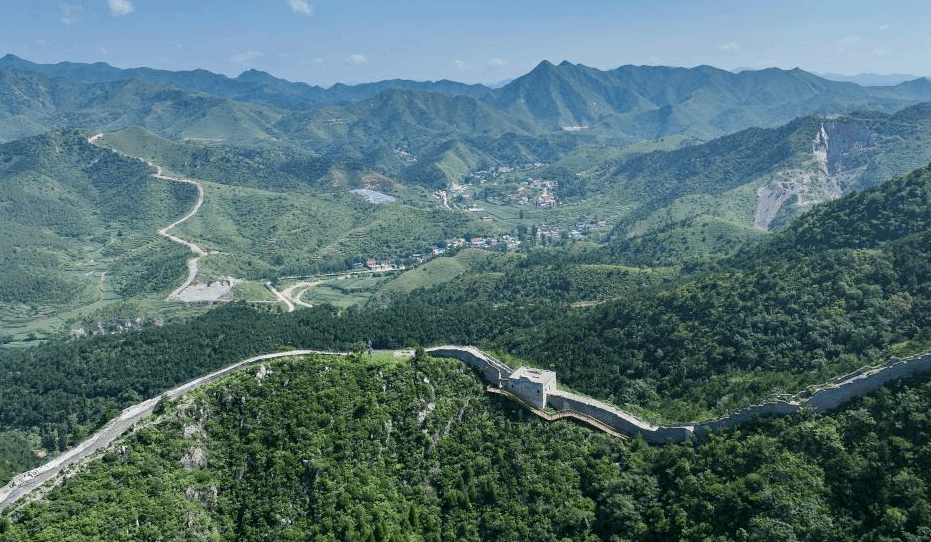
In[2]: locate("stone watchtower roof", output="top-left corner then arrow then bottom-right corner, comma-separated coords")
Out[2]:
509,366 -> 556,384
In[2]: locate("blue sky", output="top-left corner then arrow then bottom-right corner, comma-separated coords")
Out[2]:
2,1 -> 929,86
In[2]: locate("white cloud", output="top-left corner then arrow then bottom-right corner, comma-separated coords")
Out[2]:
107,0 -> 135,17
718,42 -> 741,52
287,0 -> 314,16
488,57 -> 508,68
879,24 -> 889,31
348,54 -> 368,65
454,60 -> 469,69
232,50 -> 264,63
60,4 -> 83,25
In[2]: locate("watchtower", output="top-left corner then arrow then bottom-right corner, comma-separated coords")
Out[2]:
506,366 -> 557,409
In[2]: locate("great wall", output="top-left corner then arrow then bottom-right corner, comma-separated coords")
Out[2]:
3,345 -> 931,511
425,346 -> 931,444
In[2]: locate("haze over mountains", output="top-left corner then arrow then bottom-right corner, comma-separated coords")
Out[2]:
4,53 -> 931,142
5,52 -> 931,294
817,72 -> 927,86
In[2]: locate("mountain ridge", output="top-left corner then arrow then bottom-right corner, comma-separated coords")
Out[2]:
5,53 -> 931,141
0,54 -> 494,109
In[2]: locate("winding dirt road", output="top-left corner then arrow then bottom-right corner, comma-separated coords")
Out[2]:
280,280 -> 321,309
86,134 -> 207,301
265,282 -> 295,312
152,164 -> 207,301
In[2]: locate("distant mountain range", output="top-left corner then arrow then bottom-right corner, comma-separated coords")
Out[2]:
3,53 -> 931,190
817,72 -> 928,86
4,53 -> 931,136
0,54 -> 493,110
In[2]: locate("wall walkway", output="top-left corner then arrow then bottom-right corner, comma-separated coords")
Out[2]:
5,346 -> 931,511
428,347 -> 931,443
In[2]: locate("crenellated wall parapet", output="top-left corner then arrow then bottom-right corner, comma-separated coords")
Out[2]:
802,352 -> 931,411
426,346 -> 513,385
546,390 -> 695,443
429,346 -> 931,444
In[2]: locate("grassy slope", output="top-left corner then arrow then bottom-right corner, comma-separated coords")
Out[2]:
0,127 -> 502,342
0,131 -> 197,343
368,249 -> 501,306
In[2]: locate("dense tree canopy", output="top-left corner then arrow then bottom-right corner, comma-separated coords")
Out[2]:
3,353 -> 931,542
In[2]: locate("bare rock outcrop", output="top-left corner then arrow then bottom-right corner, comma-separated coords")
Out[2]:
754,121 -> 872,231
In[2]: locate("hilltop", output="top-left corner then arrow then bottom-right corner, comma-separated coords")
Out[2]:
2,348 -> 931,541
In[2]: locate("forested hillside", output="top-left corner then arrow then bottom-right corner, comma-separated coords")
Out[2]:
0,130 -> 195,342
586,101 -> 931,240
5,161 -> 931,483
498,163 -> 931,418
4,53 -> 931,541
3,351 -> 930,542
5,57 -> 931,191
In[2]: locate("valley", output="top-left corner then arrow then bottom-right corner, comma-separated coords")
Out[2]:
88,134 -> 212,302
3,54 -> 931,541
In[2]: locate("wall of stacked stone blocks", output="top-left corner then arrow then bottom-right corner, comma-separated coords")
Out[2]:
427,347 -> 931,444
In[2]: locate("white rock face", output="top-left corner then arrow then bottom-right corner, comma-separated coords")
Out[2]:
753,121 -> 872,231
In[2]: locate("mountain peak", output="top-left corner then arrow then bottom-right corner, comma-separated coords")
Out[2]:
0,54 -> 31,68
236,69 -> 275,83
239,68 -> 271,76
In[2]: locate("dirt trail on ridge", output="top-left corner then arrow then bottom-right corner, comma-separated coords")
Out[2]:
86,134 -> 208,301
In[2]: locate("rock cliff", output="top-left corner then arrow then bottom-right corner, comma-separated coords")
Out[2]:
754,121 -> 873,230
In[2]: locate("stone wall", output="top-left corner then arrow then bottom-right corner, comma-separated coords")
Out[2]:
546,390 -> 695,444
676,352 -> 931,440
426,346 -> 513,385
508,379 -> 546,409
804,352 -> 931,411
430,346 -> 931,444
691,401 -> 800,439
506,367 -> 556,409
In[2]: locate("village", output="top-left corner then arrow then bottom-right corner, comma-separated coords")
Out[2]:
461,163 -> 560,209
355,220 -> 608,273
465,162 -> 548,183
499,177 -> 559,208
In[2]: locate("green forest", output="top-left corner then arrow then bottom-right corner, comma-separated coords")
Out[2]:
5,55 -> 931,541
2,352 -> 930,541
4,162 -> 931,486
